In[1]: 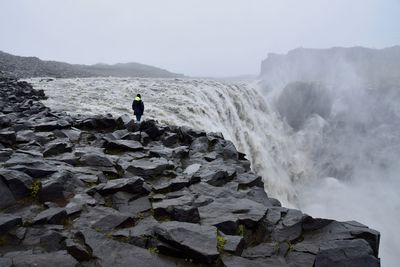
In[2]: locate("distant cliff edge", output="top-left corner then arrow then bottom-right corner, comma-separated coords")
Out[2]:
0,51 -> 183,79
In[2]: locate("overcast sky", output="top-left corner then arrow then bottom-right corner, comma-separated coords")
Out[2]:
1,0 -> 399,77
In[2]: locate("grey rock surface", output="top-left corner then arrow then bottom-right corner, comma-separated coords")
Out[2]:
0,77 -> 381,266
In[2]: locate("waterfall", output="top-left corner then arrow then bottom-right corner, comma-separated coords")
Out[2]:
29,76 -> 399,265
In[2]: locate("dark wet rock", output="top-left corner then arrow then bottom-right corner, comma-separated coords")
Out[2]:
96,177 -> 146,195
16,130 -> 50,145
0,258 -> 12,267
315,239 -> 380,267
22,227 -> 66,251
169,205 -> 200,223
302,215 -> 333,232
121,131 -> 141,141
117,114 -> 137,131
199,197 -> 268,234
50,152 -> 80,166
0,178 -> 16,209
4,250 -> 79,267
0,169 -> 33,198
43,141 -> 73,157
76,173 -> 98,183
140,120 -> 165,140
286,251 -> 316,267
112,191 -> 135,207
222,254 -> 287,267
293,241 -> 320,255
65,193 -> 97,215
80,228 -> 176,267
0,214 -> 22,234
113,216 -> 159,248
32,207 -> 67,225
54,128 -> 82,143
204,151 -> 218,162
220,140 -> 239,159
104,139 -> 143,152
193,164 -> 236,186
79,152 -> 114,167
271,209 -> 303,242
126,157 -> 170,177
118,196 -> 152,215
151,175 -> 197,194
0,149 -> 13,162
178,126 -> 206,144
344,220 -> 380,257
152,195 -> 193,218
0,131 -> 16,146
65,237 -> 92,262
243,187 -> 274,207
236,172 -> 263,188
242,242 -> 277,258
221,233 -> 245,255
74,115 -> 117,131
149,145 -> 175,158
39,171 -> 84,203
0,114 -> 12,128
74,206 -> 132,231
155,221 -> 219,264
189,136 -> 209,156
7,161 -> 57,178
162,132 -> 179,147
34,120 -> 71,132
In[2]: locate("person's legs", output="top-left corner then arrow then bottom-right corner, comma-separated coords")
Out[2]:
135,114 -> 141,122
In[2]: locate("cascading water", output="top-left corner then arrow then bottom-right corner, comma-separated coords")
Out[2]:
29,77 -> 310,205
29,76 -> 398,266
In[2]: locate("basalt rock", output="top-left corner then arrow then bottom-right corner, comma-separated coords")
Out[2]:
0,77 -> 380,266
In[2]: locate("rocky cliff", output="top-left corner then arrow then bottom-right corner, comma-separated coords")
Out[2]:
0,77 -> 380,266
0,51 -> 182,79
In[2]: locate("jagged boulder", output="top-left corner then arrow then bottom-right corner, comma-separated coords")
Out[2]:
155,221 -> 219,264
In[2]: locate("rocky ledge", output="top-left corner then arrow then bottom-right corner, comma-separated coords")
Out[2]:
0,77 -> 380,266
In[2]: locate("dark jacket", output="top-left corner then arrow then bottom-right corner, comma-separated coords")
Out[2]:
132,98 -> 144,115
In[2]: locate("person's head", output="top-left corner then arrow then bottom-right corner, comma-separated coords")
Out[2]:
137,94 -> 141,98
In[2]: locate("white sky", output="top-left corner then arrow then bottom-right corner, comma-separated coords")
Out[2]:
1,0 -> 399,77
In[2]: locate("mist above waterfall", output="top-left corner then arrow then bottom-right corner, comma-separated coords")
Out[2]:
261,46 -> 400,266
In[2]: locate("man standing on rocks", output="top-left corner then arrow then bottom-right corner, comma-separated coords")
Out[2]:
132,94 -> 144,123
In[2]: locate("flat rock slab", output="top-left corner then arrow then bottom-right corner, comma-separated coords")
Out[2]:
315,239 -> 380,267
155,221 -> 219,264
0,214 -> 22,234
4,250 -> 78,267
96,177 -> 146,195
221,233 -> 245,255
34,120 -> 71,132
0,169 -> 33,198
32,207 -> 67,225
105,139 -> 143,152
0,131 -> 16,146
199,197 -> 268,234
118,196 -> 152,215
0,178 -> 16,209
79,153 -> 114,167
73,206 -> 132,231
222,255 -> 287,267
43,141 -> 73,157
127,157 -> 170,177
80,228 -> 176,267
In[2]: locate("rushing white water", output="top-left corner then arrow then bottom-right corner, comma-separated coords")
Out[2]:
29,77 -> 399,266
